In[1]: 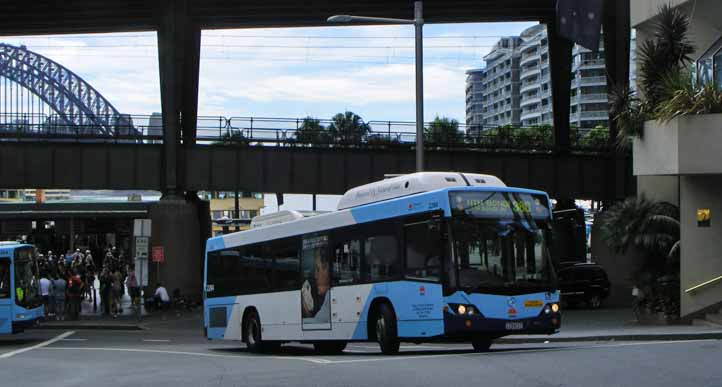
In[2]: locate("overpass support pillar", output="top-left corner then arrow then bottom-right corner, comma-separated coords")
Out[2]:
546,20 -> 573,154
603,0 -> 632,200
149,195 -> 210,300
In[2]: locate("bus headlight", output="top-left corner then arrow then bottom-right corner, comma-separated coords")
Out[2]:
544,305 -> 551,314
551,303 -> 560,313
457,305 -> 467,315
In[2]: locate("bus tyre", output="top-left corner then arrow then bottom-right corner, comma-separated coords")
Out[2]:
471,336 -> 492,352
314,341 -> 347,354
244,311 -> 264,353
375,303 -> 400,355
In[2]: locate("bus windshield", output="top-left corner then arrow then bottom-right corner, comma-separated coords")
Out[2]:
448,191 -> 555,295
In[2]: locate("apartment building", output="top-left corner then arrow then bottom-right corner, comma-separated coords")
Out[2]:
465,36 -> 522,133
466,24 -> 613,130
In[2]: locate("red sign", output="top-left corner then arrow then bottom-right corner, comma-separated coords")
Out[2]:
152,246 -> 165,263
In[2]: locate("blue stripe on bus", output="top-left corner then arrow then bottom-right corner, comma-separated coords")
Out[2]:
206,236 -> 226,252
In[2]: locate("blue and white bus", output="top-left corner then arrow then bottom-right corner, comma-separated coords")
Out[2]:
0,242 -> 43,334
204,172 -> 560,354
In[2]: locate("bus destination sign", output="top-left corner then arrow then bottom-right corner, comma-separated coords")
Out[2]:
449,191 -> 550,220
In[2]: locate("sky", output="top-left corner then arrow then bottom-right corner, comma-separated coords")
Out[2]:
3,21 -> 537,213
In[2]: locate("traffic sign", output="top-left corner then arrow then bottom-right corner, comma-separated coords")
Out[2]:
135,236 -> 149,257
152,246 -> 165,263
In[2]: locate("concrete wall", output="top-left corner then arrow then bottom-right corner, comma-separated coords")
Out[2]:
634,115 -> 722,176
680,175 -> 722,316
590,214 -> 646,307
637,176 -> 679,206
633,0 -> 721,59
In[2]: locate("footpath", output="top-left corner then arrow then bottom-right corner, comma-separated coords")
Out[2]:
38,300 -> 722,343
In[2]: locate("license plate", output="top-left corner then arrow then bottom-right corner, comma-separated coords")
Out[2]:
505,321 -> 524,330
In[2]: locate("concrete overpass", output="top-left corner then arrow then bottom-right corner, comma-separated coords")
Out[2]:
0,0 -> 632,297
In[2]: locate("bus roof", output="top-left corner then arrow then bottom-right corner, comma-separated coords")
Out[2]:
207,173 -> 550,253
337,172 -> 505,210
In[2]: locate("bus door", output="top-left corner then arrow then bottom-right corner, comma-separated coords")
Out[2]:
0,258 -> 11,334
301,234 -> 332,330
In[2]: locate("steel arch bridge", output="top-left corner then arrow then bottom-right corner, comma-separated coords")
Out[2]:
0,43 -> 128,135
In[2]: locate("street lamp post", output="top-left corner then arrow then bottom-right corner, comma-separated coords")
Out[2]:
328,1 -> 425,172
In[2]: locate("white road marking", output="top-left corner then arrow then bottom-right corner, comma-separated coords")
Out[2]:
329,339 -> 721,364
142,339 -> 171,342
0,331 -> 76,359
39,339 -> 719,366
43,347 -> 332,364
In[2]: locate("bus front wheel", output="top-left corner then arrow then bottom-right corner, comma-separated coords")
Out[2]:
375,303 -> 400,355
471,336 -> 492,352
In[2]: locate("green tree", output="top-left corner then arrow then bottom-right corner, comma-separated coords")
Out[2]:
294,117 -> 327,144
600,196 -> 680,316
328,111 -> 370,144
424,116 -> 462,145
577,125 -> 610,148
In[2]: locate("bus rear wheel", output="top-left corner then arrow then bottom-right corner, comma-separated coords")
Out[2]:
314,341 -> 347,354
375,303 -> 400,355
471,336 -> 492,352
244,311 -> 264,353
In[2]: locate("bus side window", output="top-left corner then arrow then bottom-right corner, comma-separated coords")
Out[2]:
0,259 -> 9,298
404,222 -> 442,282
272,237 -> 301,291
365,234 -> 399,282
333,239 -> 361,286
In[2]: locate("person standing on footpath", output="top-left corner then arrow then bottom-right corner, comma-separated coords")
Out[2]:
67,270 -> 84,320
99,268 -> 112,317
39,273 -> 51,318
53,274 -> 66,320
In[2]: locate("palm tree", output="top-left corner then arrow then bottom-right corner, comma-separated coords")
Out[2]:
610,4 -> 695,147
424,116 -> 462,145
328,111 -> 370,144
601,195 -> 679,260
294,117 -> 327,144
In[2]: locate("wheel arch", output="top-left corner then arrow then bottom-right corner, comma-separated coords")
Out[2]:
241,306 -> 259,343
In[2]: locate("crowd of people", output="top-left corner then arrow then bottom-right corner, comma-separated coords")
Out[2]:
35,246 -> 141,320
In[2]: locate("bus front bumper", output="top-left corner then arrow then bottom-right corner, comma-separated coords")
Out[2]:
443,310 -> 561,337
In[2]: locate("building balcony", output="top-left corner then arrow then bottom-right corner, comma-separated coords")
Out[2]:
520,53 -> 541,66
574,59 -> 606,70
520,82 -> 540,93
575,76 -> 607,86
520,108 -> 543,121
571,93 -> 608,103
520,66 -> 541,79
570,110 -> 609,121
520,94 -> 542,107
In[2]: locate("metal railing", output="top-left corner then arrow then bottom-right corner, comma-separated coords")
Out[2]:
0,112 -> 613,152
685,274 -> 722,293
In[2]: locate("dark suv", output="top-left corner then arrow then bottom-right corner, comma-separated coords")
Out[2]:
557,263 -> 610,309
